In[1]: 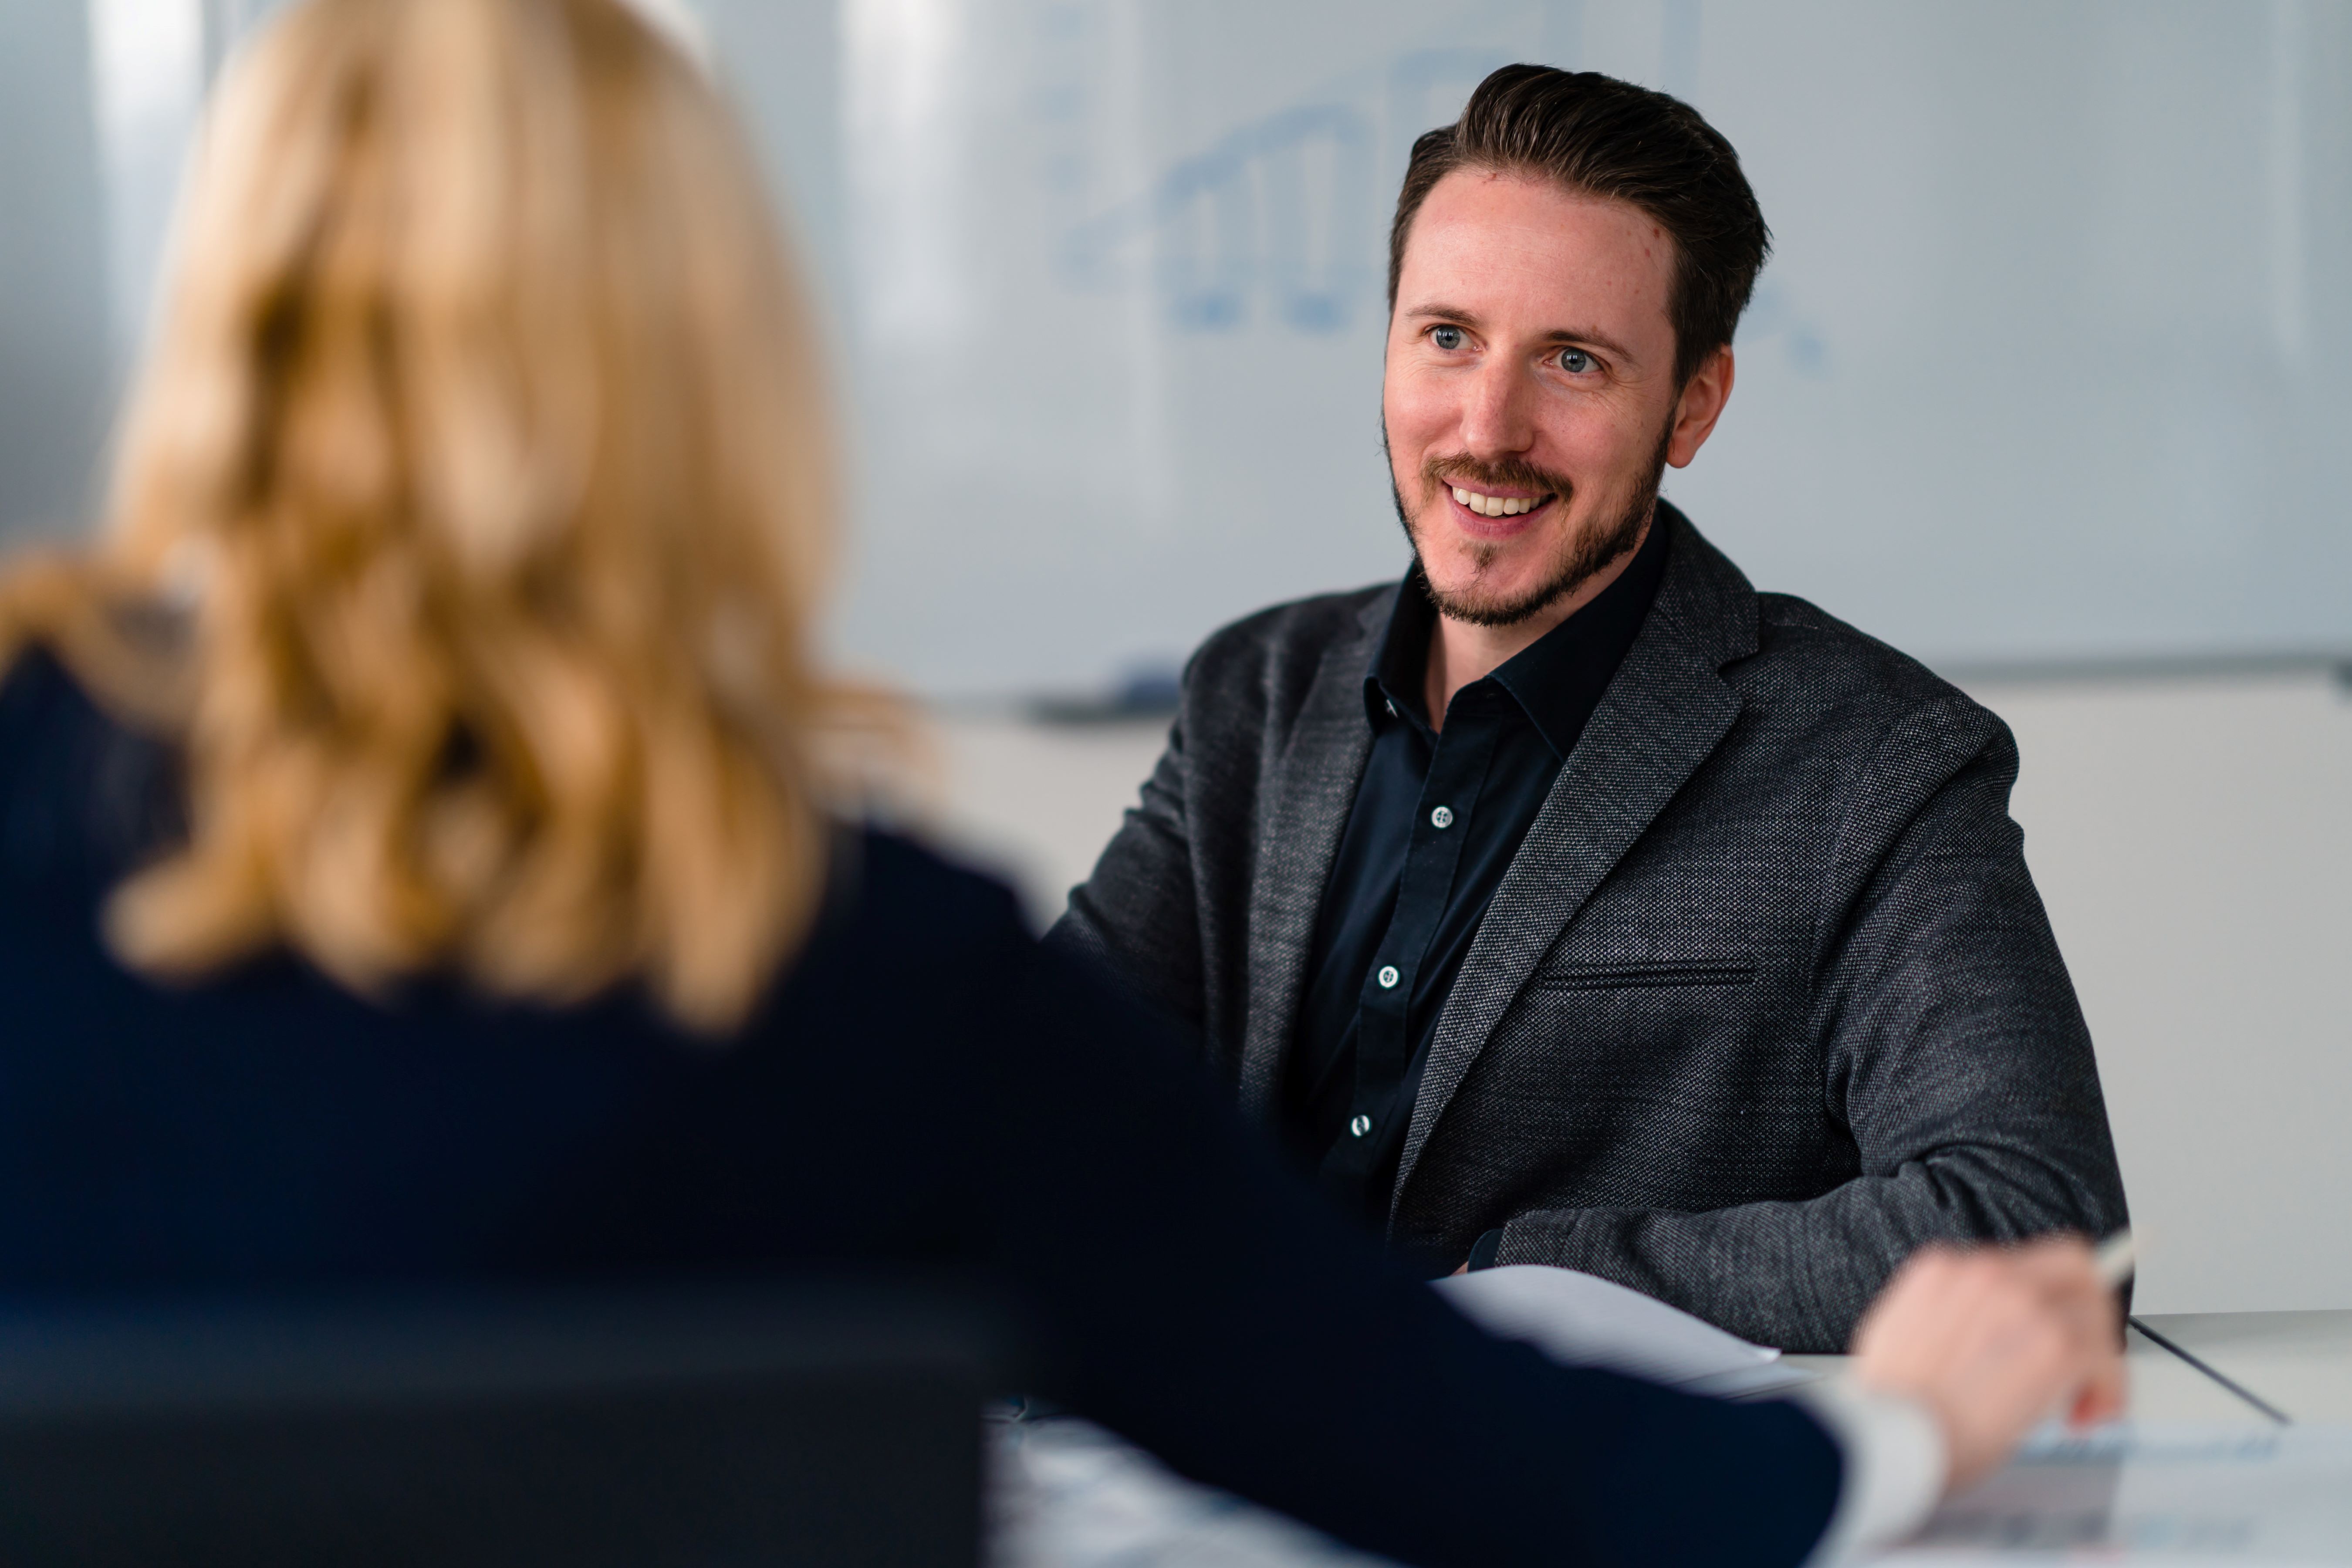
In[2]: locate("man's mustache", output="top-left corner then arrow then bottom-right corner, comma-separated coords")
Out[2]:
1419,454 -> 1572,502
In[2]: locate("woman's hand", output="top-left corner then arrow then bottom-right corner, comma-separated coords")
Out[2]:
1852,1237 -> 2128,1492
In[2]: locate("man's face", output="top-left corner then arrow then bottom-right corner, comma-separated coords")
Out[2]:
1382,169 -> 1729,626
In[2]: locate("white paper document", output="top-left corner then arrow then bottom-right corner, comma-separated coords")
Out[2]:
1433,1264 -> 1814,1396
1872,1423 -> 2352,1565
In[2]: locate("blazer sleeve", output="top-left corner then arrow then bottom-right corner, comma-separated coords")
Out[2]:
986,925 -> 1846,1568
1490,699 -> 2130,1351
1044,690 -> 1208,1037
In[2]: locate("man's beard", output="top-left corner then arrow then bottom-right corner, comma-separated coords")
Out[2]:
1386,417 -> 1673,629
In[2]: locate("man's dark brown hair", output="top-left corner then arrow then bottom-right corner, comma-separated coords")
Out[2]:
1388,65 -> 1771,387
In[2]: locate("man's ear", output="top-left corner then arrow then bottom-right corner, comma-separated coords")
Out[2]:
1665,345 -> 1735,469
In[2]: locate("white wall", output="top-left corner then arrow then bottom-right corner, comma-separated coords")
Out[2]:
1982,669 -> 2352,1314
0,0 -> 113,544
931,669 -> 2352,1314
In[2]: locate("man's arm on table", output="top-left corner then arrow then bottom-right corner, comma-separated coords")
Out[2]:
1481,700 -> 2131,1352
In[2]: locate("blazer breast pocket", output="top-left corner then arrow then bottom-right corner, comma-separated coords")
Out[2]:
1526,956 -> 1758,992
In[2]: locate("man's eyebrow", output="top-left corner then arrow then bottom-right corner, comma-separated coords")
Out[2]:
1402,304 -> 1637,361
1540,325 -> 1636,360
1404,302 -> 1487,329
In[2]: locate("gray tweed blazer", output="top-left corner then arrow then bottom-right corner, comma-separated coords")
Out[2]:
1048,509 -> 2128,1351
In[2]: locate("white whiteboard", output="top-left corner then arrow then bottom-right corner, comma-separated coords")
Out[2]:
10,1 -> 2350,697
714,0 -> 2352,696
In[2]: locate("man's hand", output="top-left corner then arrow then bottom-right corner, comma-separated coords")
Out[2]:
1851,1237 -> 2128,1492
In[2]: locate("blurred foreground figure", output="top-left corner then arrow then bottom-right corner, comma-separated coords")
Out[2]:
0,3 -> 2120,1564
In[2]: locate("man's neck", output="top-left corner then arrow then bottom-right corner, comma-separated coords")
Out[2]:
1421,518 -> 1652,731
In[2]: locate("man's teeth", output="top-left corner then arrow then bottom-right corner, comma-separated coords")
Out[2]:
1450,486 -> 1542,517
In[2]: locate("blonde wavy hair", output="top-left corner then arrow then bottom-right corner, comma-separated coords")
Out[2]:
0,0 -> 881,1032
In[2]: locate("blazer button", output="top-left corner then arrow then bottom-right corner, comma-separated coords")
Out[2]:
1376,965 -> 1400,989
1349,1114 -> 1373,1138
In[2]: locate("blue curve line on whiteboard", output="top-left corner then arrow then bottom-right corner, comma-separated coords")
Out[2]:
1741,283 -> 1833,378
1383,45 -> 1515,169
1061,102 -> 1376,335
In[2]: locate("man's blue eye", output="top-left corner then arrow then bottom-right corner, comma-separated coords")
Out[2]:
1431,325 -> 1465,351
1558,347 -> 1595,373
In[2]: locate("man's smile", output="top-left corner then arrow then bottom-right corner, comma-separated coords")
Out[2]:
1443,485 -> 1560,539
1446,484 -> 1555,518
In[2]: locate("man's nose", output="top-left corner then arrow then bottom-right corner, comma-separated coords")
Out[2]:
1454,356 -> 1538,459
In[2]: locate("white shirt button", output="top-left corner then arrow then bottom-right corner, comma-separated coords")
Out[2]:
1376,964 -> 1401,990
1349,1114 -> 1373,1138
1384,698 -> 1398,717
1430,805 -> 1455,829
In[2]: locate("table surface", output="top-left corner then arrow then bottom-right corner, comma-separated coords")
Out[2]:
2133,1310 -> 2352,1424
1785,1309 -> 2352,1426
990,1309 -> 2352,1567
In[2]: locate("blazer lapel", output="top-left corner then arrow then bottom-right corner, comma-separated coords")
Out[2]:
1235,595 -> 1389,1120
1390,513 -> 1757,1220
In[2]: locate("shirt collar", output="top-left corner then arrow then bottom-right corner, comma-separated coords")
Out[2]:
1362,508 -> 1673,760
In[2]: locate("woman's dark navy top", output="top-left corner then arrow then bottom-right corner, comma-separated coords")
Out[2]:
0,648 -> 1841,1568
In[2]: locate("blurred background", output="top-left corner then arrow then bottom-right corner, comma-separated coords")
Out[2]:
2,0 -> 2347,1312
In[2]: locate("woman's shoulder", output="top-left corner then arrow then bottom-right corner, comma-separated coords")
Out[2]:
735,823 -> 1046,1048
0,646 -> 180,891
830,825 -> 1037,953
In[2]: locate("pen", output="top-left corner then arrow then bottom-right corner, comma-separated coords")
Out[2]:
2093,1229 -> 2136,1289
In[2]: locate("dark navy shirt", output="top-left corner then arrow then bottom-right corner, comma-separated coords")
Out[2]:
1282,517 -> 1671,1231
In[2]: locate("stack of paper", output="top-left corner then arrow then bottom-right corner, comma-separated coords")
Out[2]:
1433,1264 -> 1814,1396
